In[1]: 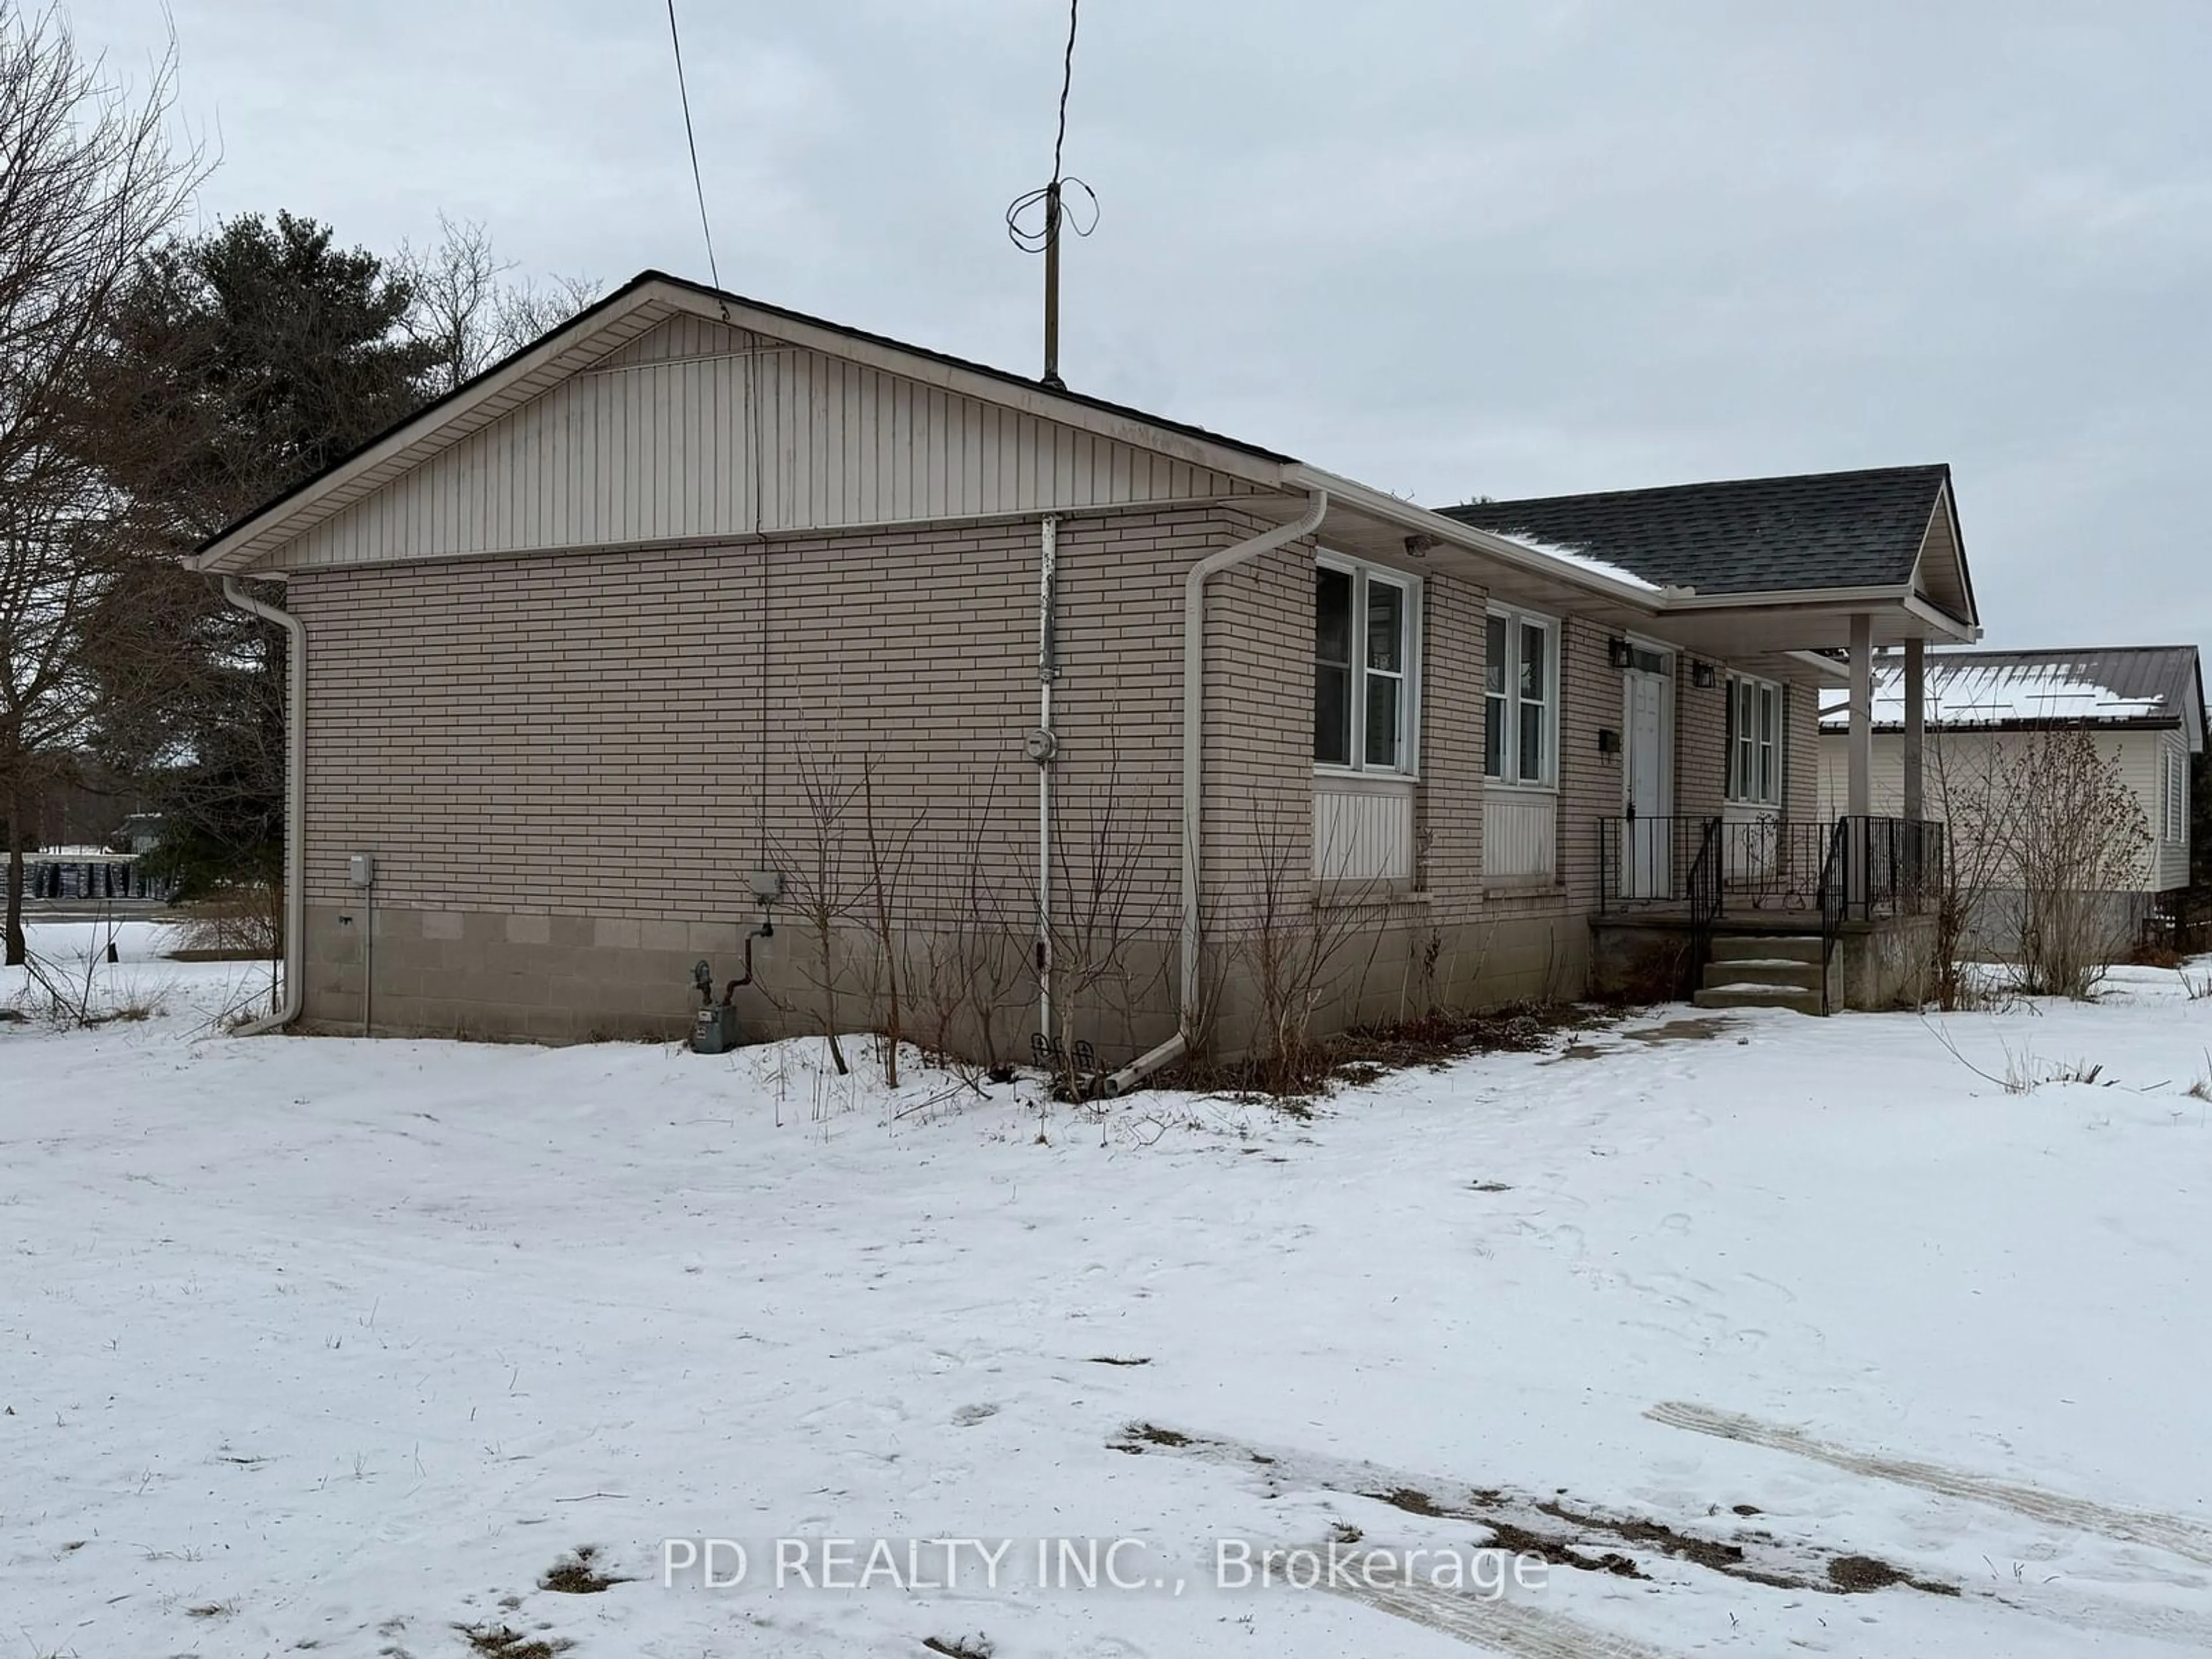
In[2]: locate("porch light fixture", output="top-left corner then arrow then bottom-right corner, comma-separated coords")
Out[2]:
1692,661 -> 1716,688
1607,637 -> 1631,669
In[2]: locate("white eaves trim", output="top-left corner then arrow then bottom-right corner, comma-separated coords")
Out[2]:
1658,584 -> 1979,643
1285,464 -> 1672,612
185,273 -> 1989,642
1784,650 -> 1850,681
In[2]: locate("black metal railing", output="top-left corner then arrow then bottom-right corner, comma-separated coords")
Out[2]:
1685,817 -> 1722,984
1598,815 -> 1830,912
1599,814 -> 1943,923
1815,816 -> 1945,925
1818,819 -> 1849,1013
1597,815 -> 1713,910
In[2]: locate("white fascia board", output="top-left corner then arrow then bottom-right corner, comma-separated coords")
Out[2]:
1902,592 -> 1980,642
1657,584 -> 1978,642
1783,649 -> 1850,680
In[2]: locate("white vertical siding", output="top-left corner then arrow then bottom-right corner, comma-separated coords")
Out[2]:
1817,727 -> 2187,892
1313,781 -> 1414,882
2153,728 -> 2192,888
283,317 -> 1255,569
1483,787 -> 1556,881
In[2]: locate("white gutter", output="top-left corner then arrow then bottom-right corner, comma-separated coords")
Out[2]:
1104,487 -> 1329,1096
220,577 -> 305,1035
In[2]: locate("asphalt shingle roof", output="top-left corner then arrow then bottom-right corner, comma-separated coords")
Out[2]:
1440,464 -> 1952,597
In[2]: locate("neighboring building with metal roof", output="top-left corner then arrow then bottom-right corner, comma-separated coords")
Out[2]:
1815,645 -> 2205,742
1817,645 -> 2203,922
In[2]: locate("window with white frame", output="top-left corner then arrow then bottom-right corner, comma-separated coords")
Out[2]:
1483,609 -> 1556,786
1315,557 -> 1418,773
2165,749 -> 2188,843
1726,675 -> 1783,805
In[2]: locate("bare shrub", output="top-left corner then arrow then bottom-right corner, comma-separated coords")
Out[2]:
13,909 -> 172,1026
1032,757 -> 1170,1100
169,884 -> 281,957
915,764 -> 1028,1076
1921,733 -> 2012,1010
856,758 -> 923,1088
1177,889 -> 1233,1065
1240,805 -> 1378,1095
2006,729 -> 2152,999
771,750 -> 866,1075
1922,726 -> 2156,1005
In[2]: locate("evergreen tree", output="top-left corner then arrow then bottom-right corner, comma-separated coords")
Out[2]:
79,214 -> 438,908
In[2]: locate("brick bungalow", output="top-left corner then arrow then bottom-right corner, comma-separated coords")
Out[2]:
191,272 -> 1982,1073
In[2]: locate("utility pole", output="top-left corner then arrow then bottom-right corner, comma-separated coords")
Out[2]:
1041,179 -> 1064,389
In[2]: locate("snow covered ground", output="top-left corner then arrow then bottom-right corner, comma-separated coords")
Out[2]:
7,922 -> 2212,1658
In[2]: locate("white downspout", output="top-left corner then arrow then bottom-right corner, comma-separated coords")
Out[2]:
1036,514 -> 1059,1048
221,577 -> 305,1035
1104,487 -> 1328,1095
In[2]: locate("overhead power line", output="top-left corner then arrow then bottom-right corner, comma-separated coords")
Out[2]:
1005,0 -> 1096,387
665,0 -> 722,293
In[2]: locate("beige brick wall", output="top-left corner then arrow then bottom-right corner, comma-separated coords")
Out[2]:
1676,656 -> 1728,825
1685,664 -> 1825,824
290,507 -> 1338,1055
288,505 -> 1848,1055
1417,570 -> 1487,906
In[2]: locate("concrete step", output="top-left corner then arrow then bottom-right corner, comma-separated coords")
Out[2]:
1700,958 -> 1824,994
1694,982 -> 1825,1016
1709,934 -> 1824,965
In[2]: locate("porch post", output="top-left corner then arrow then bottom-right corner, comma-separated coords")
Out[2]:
1847,613 -> 1873,819
1902,635 -> 1925,824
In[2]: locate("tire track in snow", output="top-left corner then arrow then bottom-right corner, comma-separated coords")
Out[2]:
1322,1575 -> 1679,1658
1983,1585 -> 2212,1652
1110,1425 -> 1941,1597
1647,1401 -> 2212,1566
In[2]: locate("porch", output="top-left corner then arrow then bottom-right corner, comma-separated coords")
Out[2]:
1589,814 -> 1944,1012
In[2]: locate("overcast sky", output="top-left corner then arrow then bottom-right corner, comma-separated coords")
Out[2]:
69,0 -> 2212,657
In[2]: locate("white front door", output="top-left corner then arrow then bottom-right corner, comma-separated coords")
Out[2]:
1622,662 -> 1672,898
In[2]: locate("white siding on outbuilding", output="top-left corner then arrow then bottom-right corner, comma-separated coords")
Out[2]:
280,315 -> 1259,570
1817,726 -> 2189,892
